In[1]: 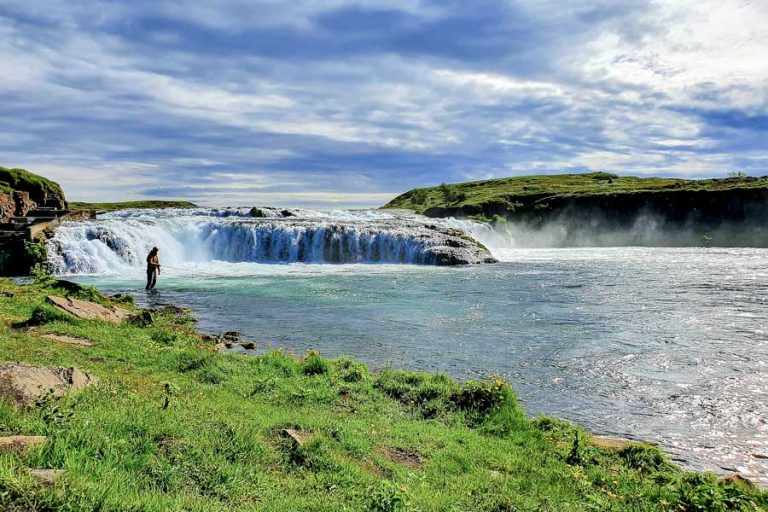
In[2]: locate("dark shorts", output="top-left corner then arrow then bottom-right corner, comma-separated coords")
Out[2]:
146,269 -> 158,289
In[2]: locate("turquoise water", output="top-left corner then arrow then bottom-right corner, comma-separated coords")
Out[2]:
69,246 -> 768,482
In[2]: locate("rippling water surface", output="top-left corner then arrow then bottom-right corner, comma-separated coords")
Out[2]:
69,246 -> 768,483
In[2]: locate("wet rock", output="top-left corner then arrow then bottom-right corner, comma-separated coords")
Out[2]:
200,333 -> 216,343
430,245 -> 497,266
240,341 -> 256,350
0,435 -> 47,453
51,279 -> 84,294
129,310 -> 155,327
220,331 -> 240,341
46,296 -> 130,324
42,334 -> 93,347
0,362 -> 99,406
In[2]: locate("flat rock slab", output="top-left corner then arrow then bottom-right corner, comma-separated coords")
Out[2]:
29,469 -> 64,486
0,436 -> 47,452
375,445 -> 424,468
46,295 -> 130,324
0,362 -> 98,406
591,436 -> 651,450
42,334 -> 93,347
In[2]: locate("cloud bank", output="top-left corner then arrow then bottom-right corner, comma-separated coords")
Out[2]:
1,0 -> 766,206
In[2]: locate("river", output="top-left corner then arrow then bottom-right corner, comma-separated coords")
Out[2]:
47,207 -> 768,483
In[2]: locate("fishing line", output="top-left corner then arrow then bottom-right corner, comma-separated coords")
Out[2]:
157,265 -> 223,277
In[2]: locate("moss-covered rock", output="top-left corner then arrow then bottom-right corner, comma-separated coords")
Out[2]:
0,166 -> 66,211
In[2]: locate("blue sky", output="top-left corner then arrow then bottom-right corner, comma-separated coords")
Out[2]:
1,1 -> 767,207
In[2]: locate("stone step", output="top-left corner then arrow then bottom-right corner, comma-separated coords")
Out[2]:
0,436 -> 47,453
43,334 -> 93,347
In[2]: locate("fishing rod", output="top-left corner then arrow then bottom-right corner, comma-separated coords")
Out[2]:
157,265 -> 223,277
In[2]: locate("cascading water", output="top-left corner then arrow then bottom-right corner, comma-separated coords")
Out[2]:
46,208 -> 497,274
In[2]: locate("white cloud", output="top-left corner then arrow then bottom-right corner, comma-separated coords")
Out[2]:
1,0 -> 767,206
580,0 -> 768,109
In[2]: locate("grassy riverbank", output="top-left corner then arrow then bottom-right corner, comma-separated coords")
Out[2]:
383,172 -> 768,216
69,201 -> 197,212
1,280 -> 765,511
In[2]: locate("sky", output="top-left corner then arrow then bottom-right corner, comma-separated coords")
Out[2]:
1,1 -> 767,207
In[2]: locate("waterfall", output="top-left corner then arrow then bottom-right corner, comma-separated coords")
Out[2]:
45,208 -> 496,274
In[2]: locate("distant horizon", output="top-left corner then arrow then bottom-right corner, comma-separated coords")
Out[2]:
2,1 -> 767,207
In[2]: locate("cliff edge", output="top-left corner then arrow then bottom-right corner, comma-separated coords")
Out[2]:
0,166 -> 67,222
383,172 -> 768,246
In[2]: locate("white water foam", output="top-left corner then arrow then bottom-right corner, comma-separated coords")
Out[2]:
46,208 -> 497,274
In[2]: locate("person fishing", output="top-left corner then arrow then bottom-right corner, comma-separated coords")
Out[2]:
145,247 -> 161,290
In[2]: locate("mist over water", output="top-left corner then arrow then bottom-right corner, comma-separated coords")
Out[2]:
49,208 -> 768,484
466,211 -> 768,250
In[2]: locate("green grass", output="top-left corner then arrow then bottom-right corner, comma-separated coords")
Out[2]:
69,201 -> 198,212
0,279 -> 765,511
0,166 -> 65,202
383,172 -> 768,214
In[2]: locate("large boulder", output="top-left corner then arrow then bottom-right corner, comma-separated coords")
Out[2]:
46,295 -> 130,323
0,362 -> 98,406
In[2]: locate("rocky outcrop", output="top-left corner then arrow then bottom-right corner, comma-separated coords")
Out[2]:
0,191 -> 35,222
0,192 -> 15,222
0,166 -> 67,222
46,296 -> 131,323
0,362 -> 98,406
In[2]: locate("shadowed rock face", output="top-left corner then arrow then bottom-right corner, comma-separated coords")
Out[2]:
0,362 -> 98,406
0,193 -> 14,223
0,191 -> 34,223
420,188 -> 768,247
